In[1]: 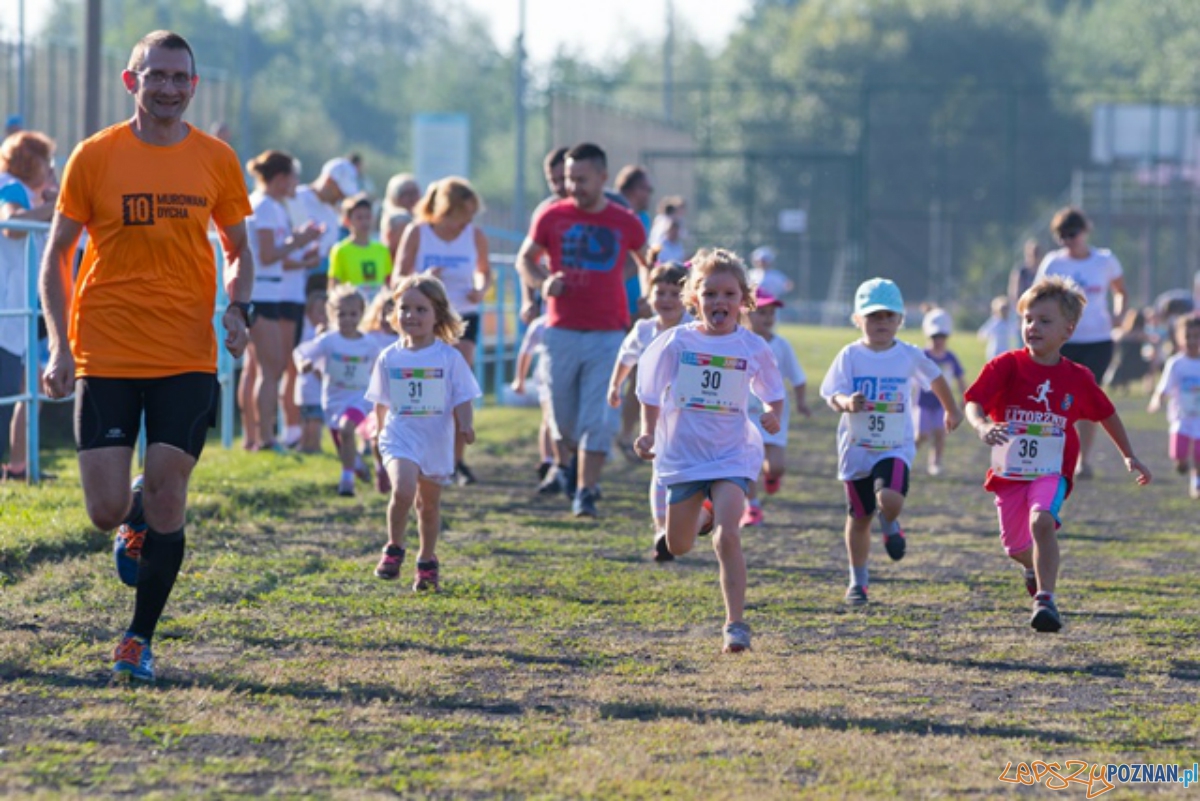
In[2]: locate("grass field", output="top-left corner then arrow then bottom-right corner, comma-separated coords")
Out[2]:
1,324 -> 1198,799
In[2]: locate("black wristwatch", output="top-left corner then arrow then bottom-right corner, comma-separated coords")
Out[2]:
227,301 -> 257,328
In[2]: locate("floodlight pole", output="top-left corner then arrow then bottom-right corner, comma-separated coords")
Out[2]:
84,0 -> 103,136
663,0 -> 674,121
17,0 -> 26,122
513,0 -> 527,230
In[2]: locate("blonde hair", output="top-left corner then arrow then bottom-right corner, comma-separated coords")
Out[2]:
647,263 -> 688,294
1018,276 -> 1086,325
990,295 -> 1010,316
327,283 -> 366,316
0,131 -> 54,185
414,177 -> 481,225
361,290 -> 395,334
683,248 -> 755,312
392,274 -> 465,344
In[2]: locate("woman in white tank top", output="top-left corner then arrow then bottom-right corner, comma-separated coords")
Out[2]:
394,177 -> 491,483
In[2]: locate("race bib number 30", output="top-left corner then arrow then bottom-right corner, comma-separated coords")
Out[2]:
992,422 -> 1065,479
388,368 -> 446,416
848,400 -> 905,450
676,352 -> 749,415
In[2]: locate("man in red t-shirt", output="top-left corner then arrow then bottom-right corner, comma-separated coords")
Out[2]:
965,276 -> 1149,634
517,142 -> 647,518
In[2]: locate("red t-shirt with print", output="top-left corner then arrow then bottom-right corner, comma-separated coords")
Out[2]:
964,348 -> 1115,496
530,199 -> 646,331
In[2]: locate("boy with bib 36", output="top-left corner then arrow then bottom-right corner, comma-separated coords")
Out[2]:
820,278 -> 962,607
965,276 -> 1150,632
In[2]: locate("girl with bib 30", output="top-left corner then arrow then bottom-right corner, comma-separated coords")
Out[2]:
635,249 -> 784,653
820,278 -> 962,607
367,275 -> 481,592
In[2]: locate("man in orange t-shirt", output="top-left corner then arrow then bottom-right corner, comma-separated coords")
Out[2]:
39,31 -> 255,684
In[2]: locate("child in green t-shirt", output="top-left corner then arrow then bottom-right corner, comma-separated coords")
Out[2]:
328,194 -> 392,300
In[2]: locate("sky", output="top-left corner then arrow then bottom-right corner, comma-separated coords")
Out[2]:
1,0 -> 753,66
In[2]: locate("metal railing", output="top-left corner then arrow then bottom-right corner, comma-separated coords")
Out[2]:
0,222 -> 526,484
0,218 -> 48,483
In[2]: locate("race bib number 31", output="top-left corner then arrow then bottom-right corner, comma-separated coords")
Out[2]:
388,368 -> 446,416
848,400 -> 905,450
992,422 -> 1065,479
675,352 -> 749,415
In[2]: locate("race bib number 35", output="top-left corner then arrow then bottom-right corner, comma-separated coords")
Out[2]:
675,351 -> 749,415
388,368 -> 446,416
992,422 -> 1065,479
848,400 -> 905,450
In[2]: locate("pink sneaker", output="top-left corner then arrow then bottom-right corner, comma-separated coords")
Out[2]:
739,504 -> 764,527
763,475 -> 782,495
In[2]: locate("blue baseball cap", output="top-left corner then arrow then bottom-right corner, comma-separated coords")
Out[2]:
854,278 -> 904,316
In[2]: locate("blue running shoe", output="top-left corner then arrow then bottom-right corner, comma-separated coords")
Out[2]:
112,632 -> 155,684
114,475 -> 147,587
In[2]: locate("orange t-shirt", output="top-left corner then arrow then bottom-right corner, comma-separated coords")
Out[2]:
57,122 -> 252,378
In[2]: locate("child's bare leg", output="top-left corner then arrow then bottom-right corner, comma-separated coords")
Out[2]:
877,488 -> 905,524
763,444 -> 786,483
386,459 -> 420,549
650,469 -> 667,534
1030,511 -> 1059,594
300,420 -> 322,453
337,420 -> 358,471
665,491 -> 706,557
710,481 -> 747,623
238,355 -> 259,447
931,428 -> 946,468
414,477 -> 443,562
845,514 -> 872,569
538,401 -> 554,464
1008,546 -> 1034,570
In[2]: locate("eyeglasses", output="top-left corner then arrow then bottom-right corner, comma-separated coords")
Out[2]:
134,70 -> 195,89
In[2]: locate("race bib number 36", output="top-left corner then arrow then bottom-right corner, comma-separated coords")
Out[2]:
675,352 -> 749,415
848,400 -> 905,450
992,422 -> 1065,479
388,368 -> 446,416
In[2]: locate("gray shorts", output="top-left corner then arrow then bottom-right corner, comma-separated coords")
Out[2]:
542,327 -> 624,454
666,477 -> 751,505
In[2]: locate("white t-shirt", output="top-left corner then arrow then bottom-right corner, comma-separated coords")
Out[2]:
368,330 -> 399,351
1154,353 -> 1200,437
414,222 -> 479,316
749,268 -> 790,299
249,191 -> 289,305
0,174 -> 40,358
751,333 -> 808,448
636,323 -> 785,485
293,185 -> 341,259
294,331 -> 383,428
977,316 -> 1019,361
518,315 -> 549,403
616,314 -> 693,368
295,317 -> 322,407
819,340 -> 941,480
365,339 -> 482,480
1036,248 -> 1123,344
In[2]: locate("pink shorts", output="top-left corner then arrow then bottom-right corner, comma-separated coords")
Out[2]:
993,475 -> 1067,556
329,406 -> 370,448
1169,432 -> 1200,463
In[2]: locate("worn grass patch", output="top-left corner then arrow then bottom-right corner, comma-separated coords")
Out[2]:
1,326 -> 1197,798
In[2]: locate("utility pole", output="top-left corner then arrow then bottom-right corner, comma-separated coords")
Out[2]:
17,0 -> 26,123
238,3 -> 253,160
663,0 -> 674,122
513,0 -> 527,230
84,0 -> 103,136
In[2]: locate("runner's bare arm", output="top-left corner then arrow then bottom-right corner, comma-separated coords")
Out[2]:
468,226 -> 491,302
516,237 -> 549,290
37,212 -> 84,399
217,220 -> 254,303
1098,412 -> 1151,485
966,400 -> 1007,444
394,223 -> 420,282
634,401 -> 660,460
929,375 -> 964,430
